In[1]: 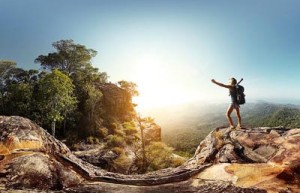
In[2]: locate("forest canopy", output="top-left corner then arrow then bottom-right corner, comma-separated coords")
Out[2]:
0,40 -> 135,139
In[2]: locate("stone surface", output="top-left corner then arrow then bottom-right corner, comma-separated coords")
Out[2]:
1,116 -> 300,192
186,126 -> 300,192
97,83 -> 134,119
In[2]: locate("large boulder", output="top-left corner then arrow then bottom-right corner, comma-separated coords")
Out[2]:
186,126 -> 300,192
0,116 -> 83,190
97,83 -> 134,120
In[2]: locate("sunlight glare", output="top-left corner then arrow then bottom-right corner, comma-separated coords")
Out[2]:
132,54 -> 193,110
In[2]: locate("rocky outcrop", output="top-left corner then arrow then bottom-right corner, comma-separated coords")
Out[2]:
0,116 -> 300,192
0,116 -> 83,190
185,126 -> 300,192
97,83 -> 134,120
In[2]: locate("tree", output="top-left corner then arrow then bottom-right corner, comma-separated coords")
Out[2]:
117,80 -> 139,97
34,40 -> 107,123
34,39 -> 97,76
137,115 -> 146,172
36,69 -> 77,136
83,84 -> 104,135
0,60 -> 17,113
5,83 -> 33,116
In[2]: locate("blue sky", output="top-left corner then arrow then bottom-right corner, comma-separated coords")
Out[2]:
1,0 -> 300,108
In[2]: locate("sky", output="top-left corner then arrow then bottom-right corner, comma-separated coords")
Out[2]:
1,0 -> 300,111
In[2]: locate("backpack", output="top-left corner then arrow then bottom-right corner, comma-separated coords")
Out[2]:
236,84 -> 246,105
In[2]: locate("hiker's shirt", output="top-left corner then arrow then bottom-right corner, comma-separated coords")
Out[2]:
229,88 -> 238,105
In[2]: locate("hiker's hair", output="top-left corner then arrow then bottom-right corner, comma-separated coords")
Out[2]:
230,78 -> 237,86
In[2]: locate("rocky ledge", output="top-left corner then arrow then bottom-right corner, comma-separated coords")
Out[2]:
0,116 -> 299,192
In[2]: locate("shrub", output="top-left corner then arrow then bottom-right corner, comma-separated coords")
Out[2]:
124,127 -> 138,136
110,122 -> 118,132
114,129 -> 125,137
122,121 -> 138,135
112,153 -> 132,174
106,134 -> 125,147
86,136 -> 100,144
143,142 -> 185,172
97,127 -> 108,138
112,147 -> 124,155
144,117 -> 155,123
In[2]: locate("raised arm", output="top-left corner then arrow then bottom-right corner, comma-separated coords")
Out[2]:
211,79 -> 232,89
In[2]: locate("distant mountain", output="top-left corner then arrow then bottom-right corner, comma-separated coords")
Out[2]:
155,102 -> 300,156
242,103 -> 300,128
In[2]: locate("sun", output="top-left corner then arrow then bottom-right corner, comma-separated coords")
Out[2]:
131,54 -> 191,111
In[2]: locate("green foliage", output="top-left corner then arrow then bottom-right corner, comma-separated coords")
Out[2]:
0,60 -> 17,114
163,127 -> 211,156
112,152 -> 132,174
144,142 -> 186,172
109,123 -> 118,132
118,80 -> 139,97
112,147 -> 124,155
0,60 -> 39,116
87,136 -> 100,144
174,151 -> 193,159
36,69 -> 77,122
85,85 -> 103,120
83,85 -> 104,136
114,128 -> 125,137
1,40 -> 139,141
97,127 -> 109,138
5,83 -> 33,116
144,117 -> 155,124
123,121 -> 138,135
243,104 -> 300,128
34,39 -> 108,138
0,60 -> 16,82
35,39 -> 97,76
106,134 -> 125,147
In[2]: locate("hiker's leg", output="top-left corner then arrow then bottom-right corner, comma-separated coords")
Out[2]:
226,104 -> 234,127
235,106 -> 242,127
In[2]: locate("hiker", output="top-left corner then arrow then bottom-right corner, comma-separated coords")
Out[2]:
211,78 -> 242,129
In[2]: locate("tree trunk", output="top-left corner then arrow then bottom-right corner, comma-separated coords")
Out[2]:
0,91 -> 5,114
51,121 -> 56,137
63,112 -> 67,136
138,115 -> 146,173
63,118 -> 67,136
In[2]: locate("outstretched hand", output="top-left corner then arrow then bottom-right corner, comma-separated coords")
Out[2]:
211,79 -> 216,83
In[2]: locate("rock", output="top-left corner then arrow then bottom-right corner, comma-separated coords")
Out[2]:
0,116 -> 82,190
0,116 -> 300,192
97,83 -> 134,120
186,126 -> 300,192
73,144 -> 116,169
7,153 -> 81,190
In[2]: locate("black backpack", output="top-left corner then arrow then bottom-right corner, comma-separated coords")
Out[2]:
236,84 -> 245,105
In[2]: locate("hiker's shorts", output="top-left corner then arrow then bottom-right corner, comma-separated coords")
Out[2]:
230,102 -> 240,109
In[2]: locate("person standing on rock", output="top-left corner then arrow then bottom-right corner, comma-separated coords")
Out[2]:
211,78 -> 242,129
